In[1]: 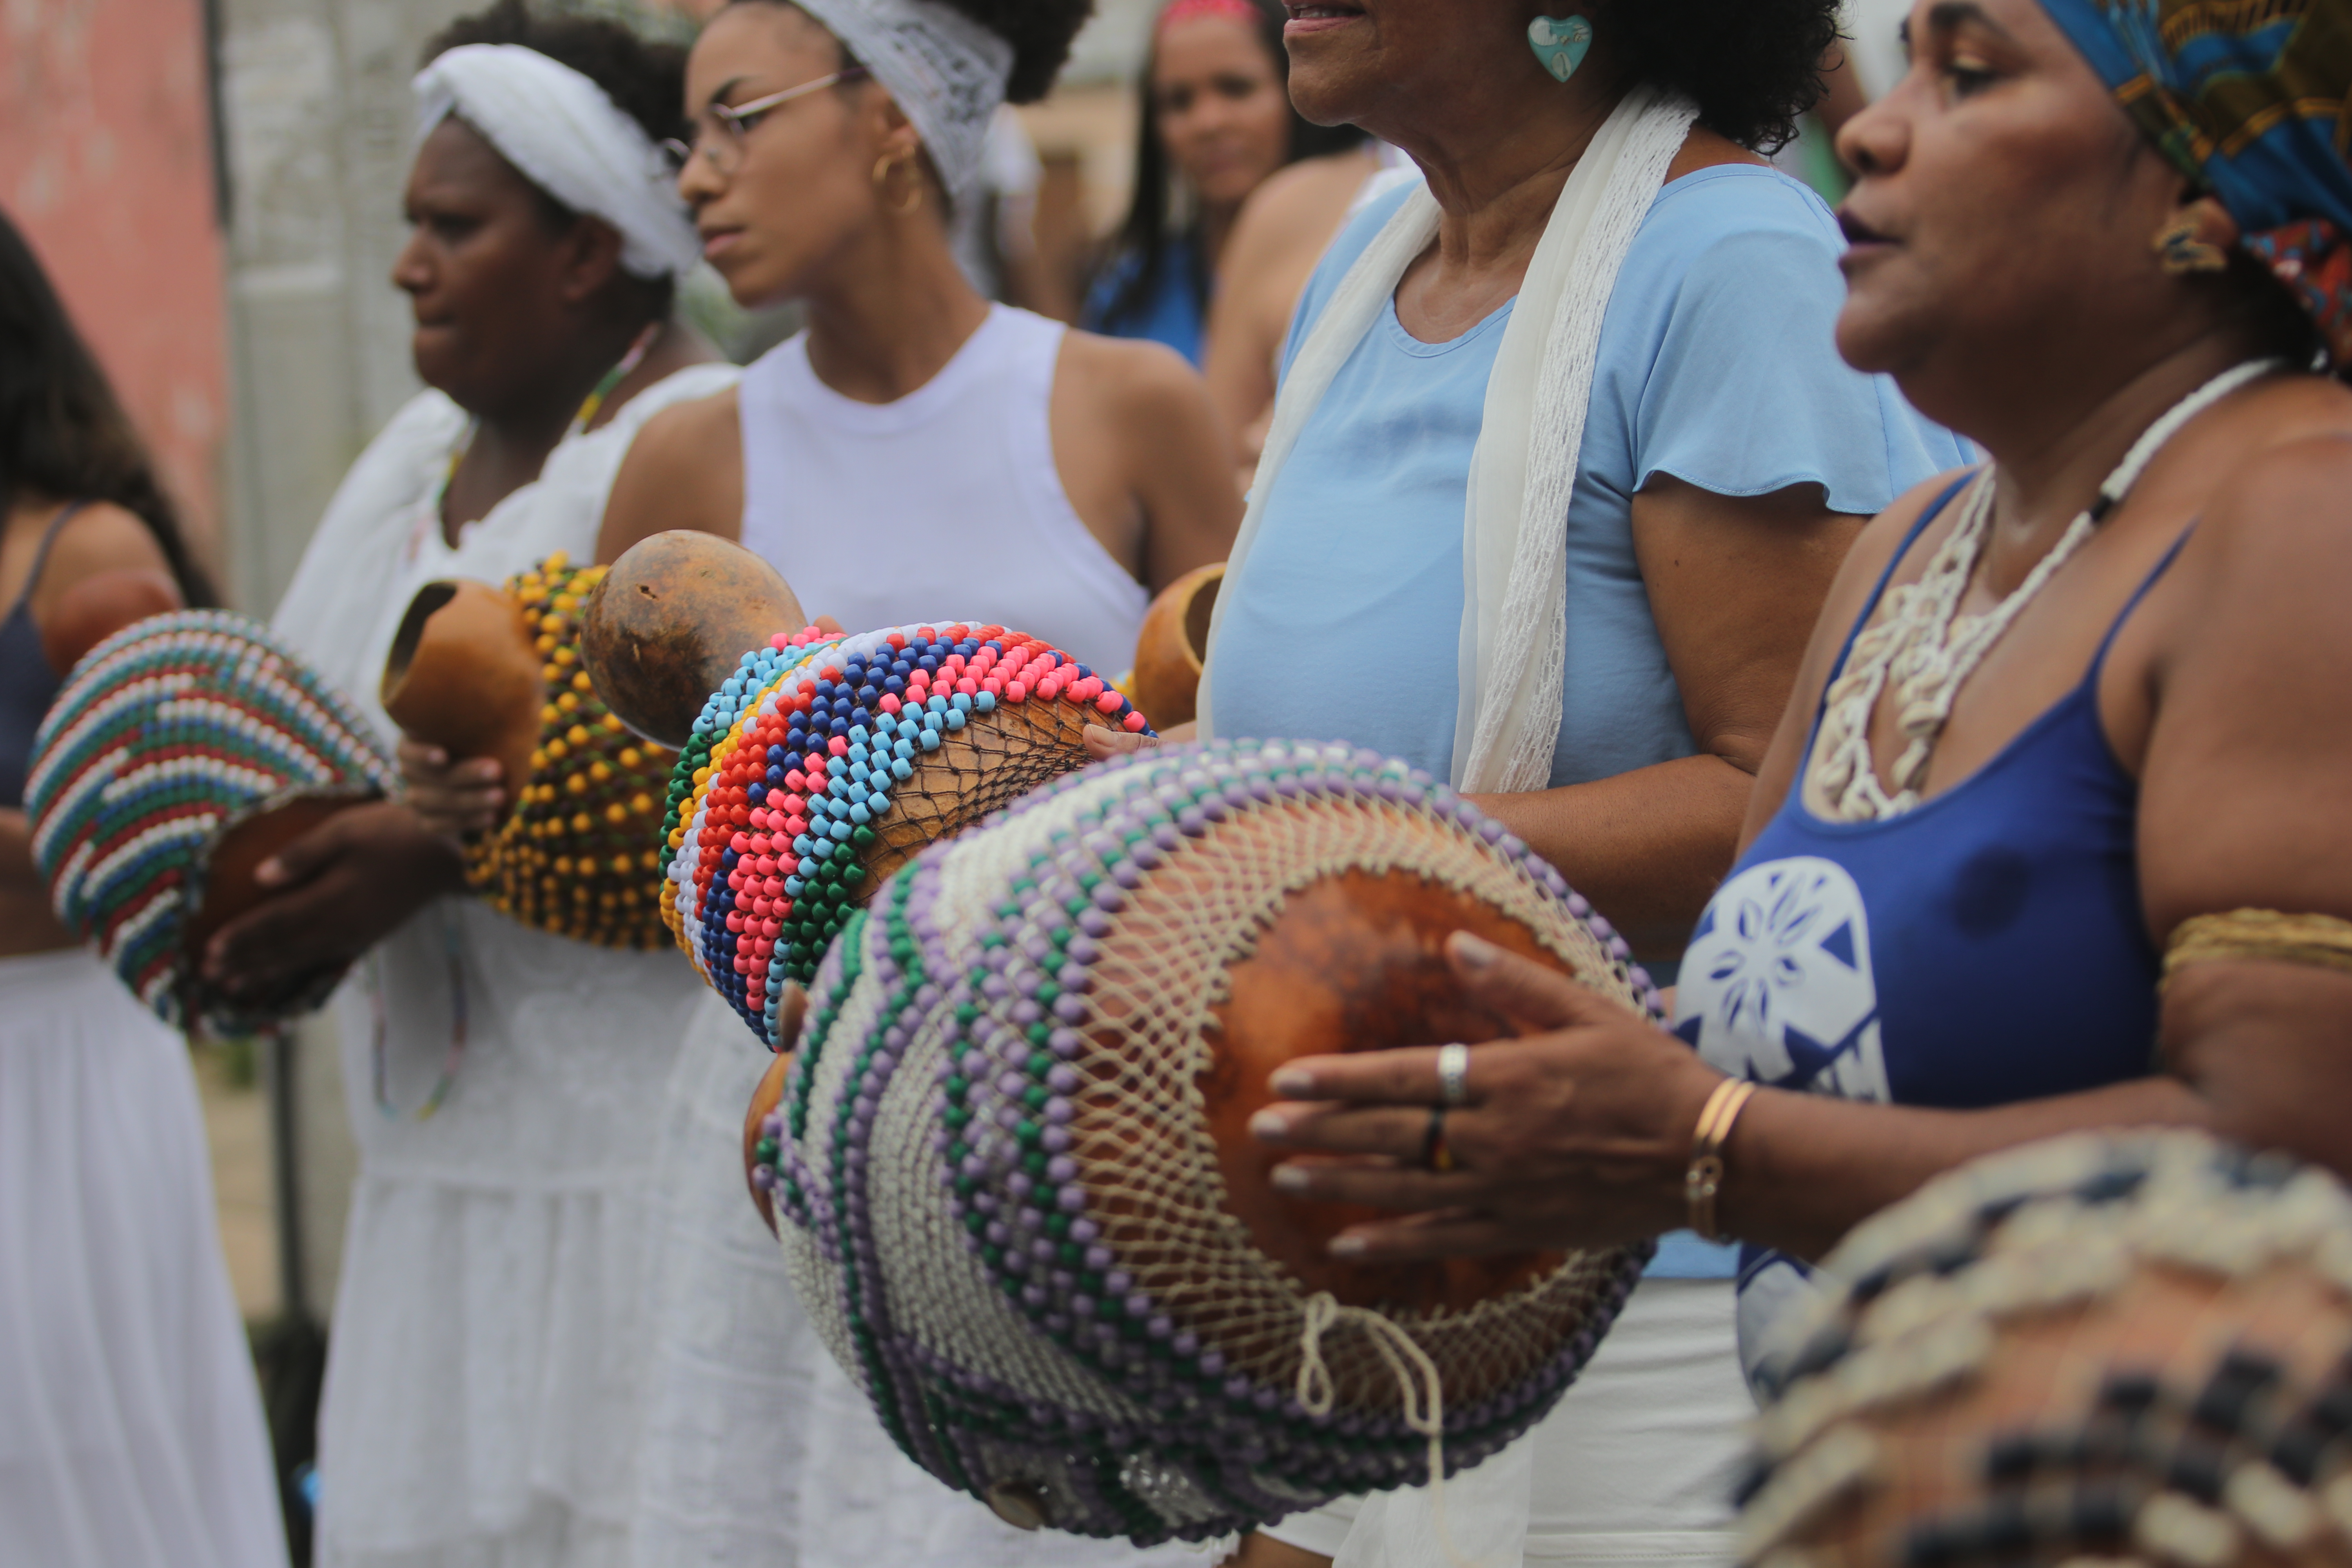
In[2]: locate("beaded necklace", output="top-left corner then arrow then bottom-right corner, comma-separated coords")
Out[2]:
1805,358 -> 2279,822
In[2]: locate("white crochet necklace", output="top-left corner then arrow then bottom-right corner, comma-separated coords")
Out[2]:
1806,358 -> 2278,822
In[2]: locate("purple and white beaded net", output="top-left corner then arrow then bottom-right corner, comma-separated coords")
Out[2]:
762,739 -> 1659,1545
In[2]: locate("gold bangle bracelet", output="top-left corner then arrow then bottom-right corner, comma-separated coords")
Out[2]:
1685,1077 -> 1758,1243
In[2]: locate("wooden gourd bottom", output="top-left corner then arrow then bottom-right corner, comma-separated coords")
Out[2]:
179,792 -> 376,1025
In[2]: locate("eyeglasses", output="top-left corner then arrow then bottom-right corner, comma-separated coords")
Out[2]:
662,67 -> 869,176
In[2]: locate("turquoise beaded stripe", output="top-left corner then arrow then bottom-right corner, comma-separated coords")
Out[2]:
25,611 -> 394,1034
662,621 -> 1148,1053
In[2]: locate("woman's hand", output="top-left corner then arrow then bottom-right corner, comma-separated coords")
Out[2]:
398,739 -> 504,838
1083,720 -> 1196,761
200,801 -> 466,999
1248,931 -> 1723,1261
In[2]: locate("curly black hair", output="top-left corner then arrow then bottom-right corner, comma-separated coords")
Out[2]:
928,0 -> 1095,104
422,0 -> 689,145
1602,0 -> 1841,152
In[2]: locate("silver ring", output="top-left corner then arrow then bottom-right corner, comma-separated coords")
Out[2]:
1437,1042 -> 1470,1107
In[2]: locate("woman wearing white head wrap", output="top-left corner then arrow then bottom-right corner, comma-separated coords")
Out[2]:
559,4 -> 1238,1567
218,6 -> 739,1567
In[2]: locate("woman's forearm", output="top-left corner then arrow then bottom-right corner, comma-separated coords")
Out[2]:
1468,753 -> 1751,960
0,810 -> 40,896
1720,1076 -> 2212,1263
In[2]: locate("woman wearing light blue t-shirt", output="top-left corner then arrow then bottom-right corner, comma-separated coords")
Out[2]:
1092,2 -> 1962,1565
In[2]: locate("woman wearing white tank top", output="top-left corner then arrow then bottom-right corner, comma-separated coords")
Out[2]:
578,5 -> 1238,1565
597,3 -> 1238,668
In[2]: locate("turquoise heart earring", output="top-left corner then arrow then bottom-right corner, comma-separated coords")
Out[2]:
1527,14 -> 1592,83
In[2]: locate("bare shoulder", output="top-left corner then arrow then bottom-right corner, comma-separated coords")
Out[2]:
598,385 -> 745,561
36,501 -> 174,599
1224,150 -> 1379,269
1055,328 -> 1207,419
631,383 -> 743,467
1826,468 -> 1973,603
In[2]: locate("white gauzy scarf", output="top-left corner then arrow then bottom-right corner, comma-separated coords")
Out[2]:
793,0 -> 1014,205
1199,86 -> 1699,794
414,43 -> 702,279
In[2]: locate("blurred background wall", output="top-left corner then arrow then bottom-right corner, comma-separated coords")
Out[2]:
0,0 -> 232,560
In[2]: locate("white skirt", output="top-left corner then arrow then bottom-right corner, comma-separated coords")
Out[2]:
0,948 -> 287,1568
312,904 -> 706,1568
630,993 -> 818,1568
1259,1277 -> 1748,1567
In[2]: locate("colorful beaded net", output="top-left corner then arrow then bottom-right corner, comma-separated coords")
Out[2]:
751,739 -> 1656,1545
662,621 -> 1150,1049
1738,1129 -> 2352,1568
25,611 -> 394,1034
466,557 -> 675,948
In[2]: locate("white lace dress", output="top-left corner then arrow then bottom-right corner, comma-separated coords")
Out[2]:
270,363 -> 738,1568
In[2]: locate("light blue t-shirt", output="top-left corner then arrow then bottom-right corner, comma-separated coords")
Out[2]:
1209,166 -> 1969,1279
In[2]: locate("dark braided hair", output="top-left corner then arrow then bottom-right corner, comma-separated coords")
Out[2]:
1601,0 -> 1842,153
0,209 -> 215,608
1095,0 -> 1370,337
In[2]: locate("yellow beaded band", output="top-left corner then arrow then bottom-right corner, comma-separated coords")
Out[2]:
2162,908 -> 2352,984
1686,1076 -> 1758,1244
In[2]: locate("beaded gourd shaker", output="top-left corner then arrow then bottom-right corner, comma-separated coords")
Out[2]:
26,611 -> 394,1034
1737,1129 -> 2352,1568
749,739 -> 1658,1546
465,557 -> 676,948
662,621 -> 1150,1049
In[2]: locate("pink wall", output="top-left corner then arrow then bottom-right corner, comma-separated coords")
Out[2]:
0,0 -> 229,563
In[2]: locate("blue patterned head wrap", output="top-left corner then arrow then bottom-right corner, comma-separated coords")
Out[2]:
2039,0 -> 2352,359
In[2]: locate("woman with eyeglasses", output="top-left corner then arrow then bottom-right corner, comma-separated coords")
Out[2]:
229,6 -> 739,1565
579,4 -> 1238,1567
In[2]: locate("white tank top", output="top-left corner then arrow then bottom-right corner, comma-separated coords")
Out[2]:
737,305 -> 1149,677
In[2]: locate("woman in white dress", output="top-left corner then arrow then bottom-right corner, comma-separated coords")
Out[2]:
203,7 -> 738,1564
573,3 -> 1239,1563
0,208 -> 287,1568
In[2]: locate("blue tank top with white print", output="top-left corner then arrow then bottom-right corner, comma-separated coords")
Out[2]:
1672,474 -> 2185,1395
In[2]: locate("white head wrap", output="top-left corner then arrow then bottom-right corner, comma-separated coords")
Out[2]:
412,42 -> 702,279
791,0 -> 1015,205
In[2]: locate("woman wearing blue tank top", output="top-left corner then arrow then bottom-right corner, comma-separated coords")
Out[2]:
1249,0 -> 2352,1450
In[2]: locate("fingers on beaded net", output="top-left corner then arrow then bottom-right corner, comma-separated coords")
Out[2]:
1738,1131 -> 2352,1568
662,622 -> 1150,1049
24,611 -> 395,1033
750,739 -> 1663,1545
465,556 -> 677,948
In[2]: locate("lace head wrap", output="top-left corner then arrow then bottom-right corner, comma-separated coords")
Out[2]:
790,0 -> 1015,204
412,42 -> 702,279
2038,0 -> 2352,365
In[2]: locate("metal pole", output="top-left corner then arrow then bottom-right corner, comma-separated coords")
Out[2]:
268,1028 -> 308,1322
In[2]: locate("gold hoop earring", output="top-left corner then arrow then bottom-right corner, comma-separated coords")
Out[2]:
2154,209 -> 2229,274
872,151 -> 924,215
